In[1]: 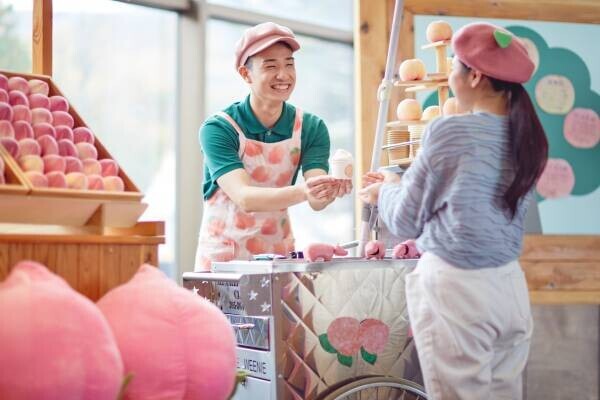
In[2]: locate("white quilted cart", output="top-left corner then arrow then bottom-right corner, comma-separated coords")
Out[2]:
183,258 -> 427,399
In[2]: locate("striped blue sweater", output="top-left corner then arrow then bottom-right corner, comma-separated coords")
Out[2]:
378,112 -> 531,269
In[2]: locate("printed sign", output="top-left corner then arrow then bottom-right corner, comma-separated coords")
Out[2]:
536,158 -> 575,199
535,75 -> 575,115
563,108 -> 600,149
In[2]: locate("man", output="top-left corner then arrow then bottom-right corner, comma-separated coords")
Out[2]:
195,22 -> 351,270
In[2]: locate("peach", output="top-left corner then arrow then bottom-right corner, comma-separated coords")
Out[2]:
0,102 -> 13,121
18,155 -> 44,173
0,74 -> 7,91
0,138 -> 19,158
99,159 -> 119,177
18,138 -> 41,156
442,97 -> 458,115
12,105 -> 32,123
55,125 -> 74,141
0,89 -> 7,103
73,127 -> 95,144
399,59 -> 426,81
65,172 -> 88,190
27,79 -> 49,96
426,20 -> 453,43
64,156 -> 83,173
87,174 -> 104,190
103,176 -> 125,192
364,240 -> 385,260
45,171 -> 67,188
49,96 -> 69,112
13,121 -> 34,140
24,171 -> 48,188
58,139 -> 78,158
0,120 -> 14,138
33,122 -> 56,139
422,105 -> 441,121
29,93 -> 50,110
304,243 -> 348,262
37,134 -> 59,156
82,159 -> 101,176
396,99 -> 422,120
8,76 -> 29,94
31,108 -> 53,125
76,142 -> 97,160
8,90 -> 29,107
43,155 -> 66,173
51,111 -> 74,128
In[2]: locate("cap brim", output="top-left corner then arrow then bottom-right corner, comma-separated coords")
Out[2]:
239,36 -> 300,68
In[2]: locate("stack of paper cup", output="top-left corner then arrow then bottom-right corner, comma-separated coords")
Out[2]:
387,130 -> 410,162
408,124 -> 426,158
330,149 -> 354,180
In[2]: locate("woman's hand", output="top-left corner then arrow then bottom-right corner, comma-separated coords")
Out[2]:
362,172 -> 384,188
358,182 -> 384,205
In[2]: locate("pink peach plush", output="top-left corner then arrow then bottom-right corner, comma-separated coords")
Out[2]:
364,240 -> 386,260
82,158 -> 101,176
46,171 -> 68,188
12,105 -> 32,123
33,122 -> 56,139
31,107 -> 53,125
0,102 -> 13,121
43,154 -> 66,173
0,261 -> 124,399
399,59 -> 426,81
97,264 -> 236,400
24,170 -> 48,187
0,74 -> 7,91
8,90 -> 29,107
52,111 -> 74,128
27,79 -> 49,95
87,174 -> 104,190
58,139 -> 78,157
7,76 -> 29,94
99,158 -> 119,177
73,127 -> 95,144
0,137 -> 19,158
396,99 -> 422,121
18,138 -> 42,157
64,156 -> 83,173
76,142 -> 98,160
65,172 -> 88,190
103,176 -> 125,192
0,89 -> 7,103
0,120 -> 14,138
19,155 -> 44,173
55,125 -> 74,141
426,20 -> 453,43
28,93 -> 50,109
13,121 -> 34,140
392,239 -> 421,259
37,134 -> 59,156
304,243 -> 348,262
49,95 -> 69,112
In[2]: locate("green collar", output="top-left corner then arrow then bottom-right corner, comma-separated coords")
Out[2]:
240,95 -> 295,137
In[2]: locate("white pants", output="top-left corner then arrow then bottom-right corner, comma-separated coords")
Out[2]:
406,252 -> 533,400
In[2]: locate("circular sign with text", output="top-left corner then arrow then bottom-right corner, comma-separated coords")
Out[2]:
563,108 -> 600,149
535,75 -> 575,115
536,158 -> 575,199
519,37 -> 539,75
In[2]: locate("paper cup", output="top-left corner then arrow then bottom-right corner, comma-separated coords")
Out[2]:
331,160 -> 353,179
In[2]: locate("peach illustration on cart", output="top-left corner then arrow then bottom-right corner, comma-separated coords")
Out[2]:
319,317 -> 390,367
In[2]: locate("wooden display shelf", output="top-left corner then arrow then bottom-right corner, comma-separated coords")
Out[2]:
394,77 -> 448,87
386,119 -> 428,129
0,149 -> 30,196
421,39 -> 451,49
405,82 -> 448,92
0,69 -> 147,228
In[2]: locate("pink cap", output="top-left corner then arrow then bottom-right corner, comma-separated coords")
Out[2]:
452,22 -> 534,84
234,22 -> 300,70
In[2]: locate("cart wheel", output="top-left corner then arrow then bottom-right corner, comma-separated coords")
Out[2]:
320,376 -> 427,400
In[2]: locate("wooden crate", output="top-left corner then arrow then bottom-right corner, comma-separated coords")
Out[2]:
0,69 -> 147,227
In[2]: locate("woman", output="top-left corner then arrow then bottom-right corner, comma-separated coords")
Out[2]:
195,22 -> 351,271
360,22 -> 548,399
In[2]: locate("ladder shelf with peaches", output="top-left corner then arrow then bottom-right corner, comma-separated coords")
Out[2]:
384,24 -> 458,167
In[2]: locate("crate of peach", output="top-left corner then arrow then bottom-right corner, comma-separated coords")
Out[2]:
0,70 -> 146,227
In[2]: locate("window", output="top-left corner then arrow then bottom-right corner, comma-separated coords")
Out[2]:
206,18 -> 355,249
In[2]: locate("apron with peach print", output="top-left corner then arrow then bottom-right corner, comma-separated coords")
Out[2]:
194,109 -> 303,271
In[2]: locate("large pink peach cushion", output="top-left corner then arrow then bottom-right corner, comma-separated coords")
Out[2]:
97,264 -> 236,400
0,261 -> 124,400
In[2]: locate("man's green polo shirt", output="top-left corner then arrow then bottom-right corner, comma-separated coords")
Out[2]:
199,95 -> 330,200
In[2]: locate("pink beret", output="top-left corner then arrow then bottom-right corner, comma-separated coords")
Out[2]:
452,22 -> 534,83
234,22 -> 300,70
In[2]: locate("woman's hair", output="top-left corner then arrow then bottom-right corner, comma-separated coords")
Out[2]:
460,61 -> 549,218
